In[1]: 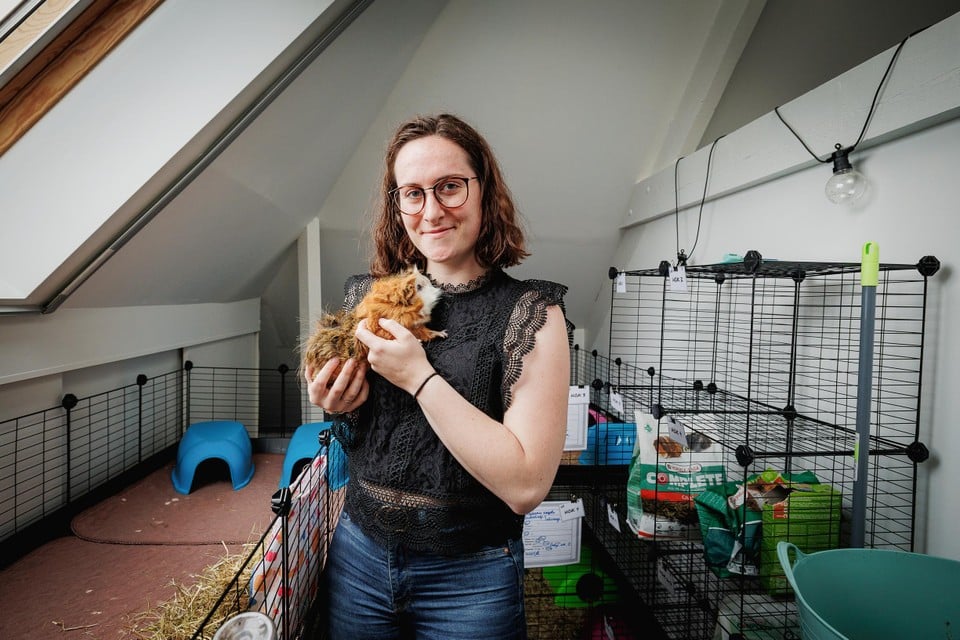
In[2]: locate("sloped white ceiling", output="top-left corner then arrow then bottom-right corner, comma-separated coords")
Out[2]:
61,0 -> 448,308
8,0 -> 953,335
56,0 -> 759,332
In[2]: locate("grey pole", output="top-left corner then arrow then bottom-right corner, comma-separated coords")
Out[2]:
851,242 -> 879,548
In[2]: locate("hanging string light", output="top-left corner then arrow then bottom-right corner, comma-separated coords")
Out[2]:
824,143 -> 866,204
774,32 -> 913,205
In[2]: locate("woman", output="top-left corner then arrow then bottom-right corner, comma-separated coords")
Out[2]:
305,113 -> 570,639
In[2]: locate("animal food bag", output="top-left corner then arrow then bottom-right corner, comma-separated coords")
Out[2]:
693,480 -> 763,578
626,410 -> 725,539
756,471 -> 841,595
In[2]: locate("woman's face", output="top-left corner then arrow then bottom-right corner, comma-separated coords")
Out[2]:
393,135 -> 483,278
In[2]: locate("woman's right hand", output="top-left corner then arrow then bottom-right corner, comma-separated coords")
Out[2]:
304,357 -> 369,414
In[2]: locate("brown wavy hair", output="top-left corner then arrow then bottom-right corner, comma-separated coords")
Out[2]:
370,113 -> 529,277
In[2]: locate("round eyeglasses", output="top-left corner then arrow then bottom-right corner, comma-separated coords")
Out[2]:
392,176 -> 478,215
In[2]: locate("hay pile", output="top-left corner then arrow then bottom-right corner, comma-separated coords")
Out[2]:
126,544 -> 256,640
524,568 -> 588,639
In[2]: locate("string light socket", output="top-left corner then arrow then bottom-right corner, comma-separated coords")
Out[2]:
825,144 -> 867,204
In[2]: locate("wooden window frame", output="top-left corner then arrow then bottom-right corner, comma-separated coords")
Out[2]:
0,0 -> 163,156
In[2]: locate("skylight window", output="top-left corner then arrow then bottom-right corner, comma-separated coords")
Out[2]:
0,1 -> 93,88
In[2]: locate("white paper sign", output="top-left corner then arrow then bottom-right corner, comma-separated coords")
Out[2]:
666,415 -> 688,447
560,499 -> 585,521
668,265 -> 688,292
523,500 -> 582,567
609,390 -> 624,415
606,502 -> 621,533
564,385 -> 589,451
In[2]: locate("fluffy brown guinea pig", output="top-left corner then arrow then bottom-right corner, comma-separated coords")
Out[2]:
301,266 -> 446,381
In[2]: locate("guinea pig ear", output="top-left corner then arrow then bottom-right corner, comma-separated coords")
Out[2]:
399,275 -> 418,305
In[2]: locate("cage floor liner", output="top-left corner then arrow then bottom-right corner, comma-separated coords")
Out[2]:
0,533 -> 247,639
70,453 -> 281,545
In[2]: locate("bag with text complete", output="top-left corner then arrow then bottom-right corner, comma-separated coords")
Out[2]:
626,410 -> 725,539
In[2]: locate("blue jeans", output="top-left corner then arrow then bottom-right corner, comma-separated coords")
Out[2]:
324,509 -> 527,639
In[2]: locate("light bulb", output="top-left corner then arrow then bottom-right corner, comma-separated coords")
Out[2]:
825,144 -> 867,205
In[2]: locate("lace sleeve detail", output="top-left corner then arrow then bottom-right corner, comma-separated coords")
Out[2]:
330,410 -> 361,451
342,274 -> 373,311
501,280 -> 568,410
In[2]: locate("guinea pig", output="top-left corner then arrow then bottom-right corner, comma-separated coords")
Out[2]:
301,266 -> 446,381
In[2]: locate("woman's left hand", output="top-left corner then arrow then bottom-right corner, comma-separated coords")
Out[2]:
355,318 -> 434,395
304,356 -> 368,414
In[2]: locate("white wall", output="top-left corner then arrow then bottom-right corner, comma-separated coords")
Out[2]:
700,0 -> 960,146
598,14 -> 960,560
0,300 -> 261,423
0,299 -> 261,386
183,334 -> 260,370
260,242 -> 302,371
0,375 -> 62,425
60,351 -> 182,401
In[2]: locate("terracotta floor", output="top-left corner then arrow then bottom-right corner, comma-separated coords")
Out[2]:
0,453 -> 282,640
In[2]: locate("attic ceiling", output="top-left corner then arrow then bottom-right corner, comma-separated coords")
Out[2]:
3,0 -> 958,341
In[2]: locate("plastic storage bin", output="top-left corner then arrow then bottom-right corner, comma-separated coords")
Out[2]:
778,541 -> 960,640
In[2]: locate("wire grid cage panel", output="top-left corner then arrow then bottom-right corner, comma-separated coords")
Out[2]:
188,366 -> 263,433
67,385 -> 142,497
570,344 -> 615,388
196,447 -> 346,640
525,484 -> 654,639
188,365 -> 305,437
609,256 -> 933,541
603,252 -> 936,639
249,455 -> 343,638
524,486 -> 591,639
580,472 -> 723,640
599,392 -> 810,636
552,350 -> 669,637
138,369 -> 185,459
0,408 -> 69,538
612,257 -> 933,444
0,369 -> 184,544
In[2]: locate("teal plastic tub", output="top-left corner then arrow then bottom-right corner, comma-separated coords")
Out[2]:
778,541 -> 960,639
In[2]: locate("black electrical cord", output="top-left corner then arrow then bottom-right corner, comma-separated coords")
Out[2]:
673,154 -> 685,262
774,30 -> 915,162
675,24 -> 928,264
674,134 -> 724,266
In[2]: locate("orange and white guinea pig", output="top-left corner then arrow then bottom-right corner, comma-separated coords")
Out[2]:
301,266 -> 446,380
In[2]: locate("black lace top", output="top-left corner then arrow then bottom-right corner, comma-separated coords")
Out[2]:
333,268 -> 568,554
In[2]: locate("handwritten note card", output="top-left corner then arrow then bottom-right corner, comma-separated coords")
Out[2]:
523,500 -> 582,567
565,385 -> 589,451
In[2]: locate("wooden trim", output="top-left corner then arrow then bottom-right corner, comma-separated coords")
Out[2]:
0,0 -> 81,76
0,0 -> 163,156
0,1 -> 112,111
